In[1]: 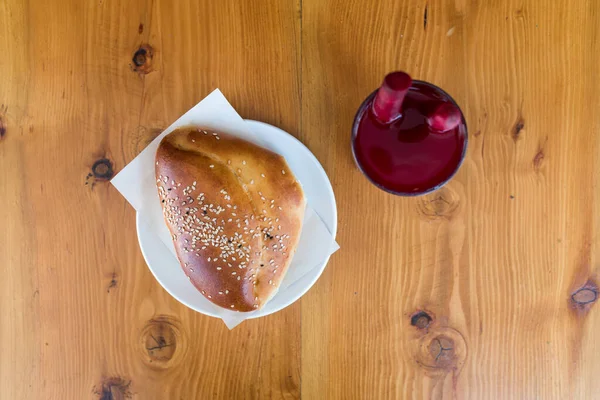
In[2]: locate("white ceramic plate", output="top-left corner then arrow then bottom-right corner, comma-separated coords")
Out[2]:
136,120 -> 337,319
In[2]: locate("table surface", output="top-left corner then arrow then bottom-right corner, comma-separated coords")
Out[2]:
2,0 -> 599,398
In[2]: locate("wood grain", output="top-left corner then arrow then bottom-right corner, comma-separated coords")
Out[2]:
1,0 -> 600,398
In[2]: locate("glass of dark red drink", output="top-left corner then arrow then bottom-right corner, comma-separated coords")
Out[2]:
351,72 -> 468,196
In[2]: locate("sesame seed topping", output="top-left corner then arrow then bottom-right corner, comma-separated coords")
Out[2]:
230,305 -> 235,308
242,160 -> 246,165
282,170 -> 286,174
209,165 -> 214,168
261,173 -> 265,178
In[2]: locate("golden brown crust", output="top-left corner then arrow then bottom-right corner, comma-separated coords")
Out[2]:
155,127 -> 305,312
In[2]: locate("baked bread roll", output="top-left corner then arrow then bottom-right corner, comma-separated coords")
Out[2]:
155,127 -> 306,311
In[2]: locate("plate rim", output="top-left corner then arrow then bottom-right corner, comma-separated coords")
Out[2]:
136,119 -> 338,319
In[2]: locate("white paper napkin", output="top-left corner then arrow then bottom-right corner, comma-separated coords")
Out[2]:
111,89 -> 339,329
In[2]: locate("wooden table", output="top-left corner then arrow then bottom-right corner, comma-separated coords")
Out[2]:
2,0 -> 599,398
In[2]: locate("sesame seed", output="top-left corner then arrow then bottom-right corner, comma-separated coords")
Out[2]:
209,165 -> 214,168
230,305 -> 235,308
237,168 -> 242,173
225,290 -> 229,294
261,173 -> 265,178
213,132 -> 217,136
232,272 -> 237,275
250,180 -> 254,184
192,139 -> 196,142
269,280 -> 273,284
227,160 -> 231,165
208,295 -> 212,298
217,267 -> 222,270
242,160 -> 246,165
237,276 -> 241,281
219,291 -> 223,295
215,136 -> 220,140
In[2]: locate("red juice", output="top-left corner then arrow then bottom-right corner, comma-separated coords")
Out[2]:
352,79 -> 467,195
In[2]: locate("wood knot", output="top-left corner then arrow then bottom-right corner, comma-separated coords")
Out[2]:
0,104 -> 7,140
533,149 -> 544,170
139,316 -> 186,369
512,117 -> 525,142
86,158 -> 115,189
106,272 -> 117,293
92,158 -> 114,180
412,326 -> 467,375
411,311 -> 433,329
428,335 -> 456,367
131,44 -> 154,74
416,187 -> 460,220
571,280 -> 598,312
93,377 -> 132,400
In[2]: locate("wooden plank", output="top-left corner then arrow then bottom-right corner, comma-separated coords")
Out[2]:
0,0 -> 301,398
300,0 -> 600,398
2,0 -> 600,398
